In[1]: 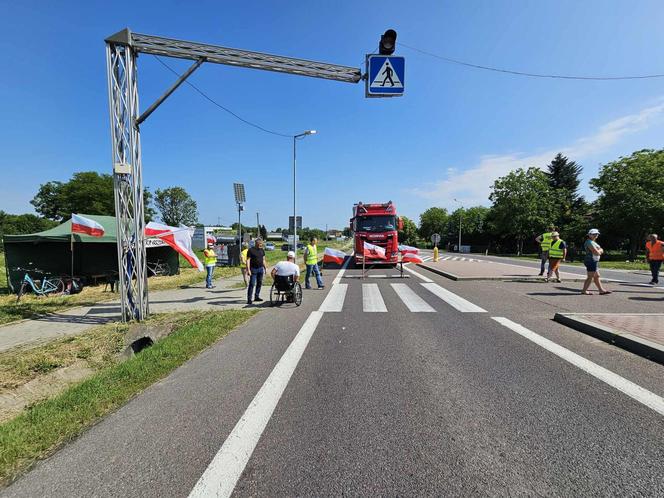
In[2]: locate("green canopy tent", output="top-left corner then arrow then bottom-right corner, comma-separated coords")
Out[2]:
3,215 -> 179,293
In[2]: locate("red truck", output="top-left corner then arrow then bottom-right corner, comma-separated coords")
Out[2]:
350,201 -> 403,265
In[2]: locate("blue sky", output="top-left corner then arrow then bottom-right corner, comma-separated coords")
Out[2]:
1,0 -> 663,230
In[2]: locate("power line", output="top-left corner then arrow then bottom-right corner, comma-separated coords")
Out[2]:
398,42 -> 664,81
153,56 -> 294,138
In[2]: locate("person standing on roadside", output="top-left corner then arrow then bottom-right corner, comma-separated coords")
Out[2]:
581,229 -> 611,295
203,242 -> 217,289
546,231 -> 567,283
303,236 -> 324,290
246,238 -> 267,305
535,225 -> 556,276
645,233 -> 664,285
240,242 -> 249,287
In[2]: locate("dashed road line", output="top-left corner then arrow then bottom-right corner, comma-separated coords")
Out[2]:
363,283 -> 387,312
492,317 -> 664,417
421,282 -> 487,313
391,283 -> 435,312
319,284 -> 348,312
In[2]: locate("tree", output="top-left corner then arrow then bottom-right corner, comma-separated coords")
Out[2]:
154,186 -> 198,226
489,167 -> 559,254
590,149 -> 664,259
259,224 -> 268,240
545,153 -> 584,229
419,207 -> 449,241
398,216 -> 419,245
446,206 -> 491,246
0,211 -> 57,240
31,171 -> 154,222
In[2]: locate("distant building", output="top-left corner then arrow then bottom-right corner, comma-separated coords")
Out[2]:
267,232 -> 282,241
327,229 -> 342,238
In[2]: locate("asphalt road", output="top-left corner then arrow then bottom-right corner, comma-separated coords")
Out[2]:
4,258 -> 664,496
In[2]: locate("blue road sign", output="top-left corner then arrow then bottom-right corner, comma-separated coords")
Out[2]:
366,55 -> 405,97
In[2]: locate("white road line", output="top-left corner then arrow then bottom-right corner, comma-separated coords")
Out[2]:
402,264 -> 434,283
391,283 -> 436,312
422,256 -> 433,261
421,282 -> 487,313
492,317 -> 664,417
319,284 -> 348,312
332,253 -> 352,285
188,311 -> 325,498
363,283 -> 387,312
442,256 -> 451,261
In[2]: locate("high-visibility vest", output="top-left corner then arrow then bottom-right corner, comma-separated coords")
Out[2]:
540,232 -> 553,251
548,239 -> 565,259
240,248 -> 248,264
646,240 -> 664,261
305,244 -> 318,265
203,249 -> 217,266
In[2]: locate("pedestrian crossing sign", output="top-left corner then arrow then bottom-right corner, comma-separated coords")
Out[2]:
366,55 -> 405,97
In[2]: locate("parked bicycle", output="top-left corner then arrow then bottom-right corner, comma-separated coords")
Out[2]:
13,268 -> 66,303
147,260 -> 170,277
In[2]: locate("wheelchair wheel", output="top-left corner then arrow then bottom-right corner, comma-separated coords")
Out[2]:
293,282 -> 303,306
269,284 -> 277,306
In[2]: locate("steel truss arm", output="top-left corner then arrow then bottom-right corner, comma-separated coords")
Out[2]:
106,29 -> 362,83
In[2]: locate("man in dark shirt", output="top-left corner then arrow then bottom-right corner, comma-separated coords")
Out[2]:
246,238 -> 267,305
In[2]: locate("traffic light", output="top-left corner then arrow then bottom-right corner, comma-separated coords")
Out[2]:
379,29 -> 397,55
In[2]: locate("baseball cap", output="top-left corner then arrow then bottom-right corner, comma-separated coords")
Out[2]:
287,251 -> 295,258
588,228 -> 600,235
551,231 -> 560,236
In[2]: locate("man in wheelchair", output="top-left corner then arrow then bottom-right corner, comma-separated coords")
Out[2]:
270,251 -> 302,305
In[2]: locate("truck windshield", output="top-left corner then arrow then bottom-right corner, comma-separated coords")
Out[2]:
357,215 -> 397,232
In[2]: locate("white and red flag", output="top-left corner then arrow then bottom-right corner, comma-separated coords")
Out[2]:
401,252 -> 423,264
145,222 -> 203,271
71,214 -> 105,237
323,247 -> 346,265
398,244 -> 419,254
363,241 -> 386,260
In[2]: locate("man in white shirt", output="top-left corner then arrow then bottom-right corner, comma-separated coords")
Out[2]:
271,251 -> 300,281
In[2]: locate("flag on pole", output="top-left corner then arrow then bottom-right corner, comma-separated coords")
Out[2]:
323,247 -> 346,265
363,241 -> 386,260
71,214 -> 105,237
398,244 -> 419,254
401,252 -> 423,263
145,222 -> 204,271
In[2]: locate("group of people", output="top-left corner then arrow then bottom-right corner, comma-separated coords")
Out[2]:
204,236 -> 326,305
536,226 -> 664,295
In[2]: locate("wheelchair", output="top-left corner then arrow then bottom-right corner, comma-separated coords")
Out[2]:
269,275 -> 303,307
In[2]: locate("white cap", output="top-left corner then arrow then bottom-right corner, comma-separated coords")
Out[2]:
287,251 -> 295,258
588,228 -> 600,235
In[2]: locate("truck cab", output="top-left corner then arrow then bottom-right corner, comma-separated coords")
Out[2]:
350,201 -> 403,264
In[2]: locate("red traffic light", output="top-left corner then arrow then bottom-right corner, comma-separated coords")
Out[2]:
379,29 -> 397,55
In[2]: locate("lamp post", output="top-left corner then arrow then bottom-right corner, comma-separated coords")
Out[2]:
293,130 -> 317,258
453,198 -> 462,252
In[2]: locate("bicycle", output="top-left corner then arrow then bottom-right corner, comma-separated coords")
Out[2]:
14,268 -> 66,303
147,260 -> 170,277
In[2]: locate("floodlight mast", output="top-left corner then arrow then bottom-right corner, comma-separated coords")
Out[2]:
105,28 -> 362,321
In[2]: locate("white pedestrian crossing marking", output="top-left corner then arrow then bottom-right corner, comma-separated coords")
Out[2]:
363,283 -> 387,312
391,284 -> 435,312
421,283 -> 486,313
319,284 -> 347,312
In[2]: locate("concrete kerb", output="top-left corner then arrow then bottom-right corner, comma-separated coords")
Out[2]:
416,262 -> 587,282
554,313 -> 664,365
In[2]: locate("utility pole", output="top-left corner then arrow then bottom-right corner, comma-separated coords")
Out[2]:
256,212 -> 260,238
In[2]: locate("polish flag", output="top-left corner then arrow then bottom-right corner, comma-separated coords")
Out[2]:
398,244 -> 419,254
323,247 -> 346,265
401,252 -> 423,264
363,241 -> 386,260
145,222 -> 204,271
71,214 -> 105,237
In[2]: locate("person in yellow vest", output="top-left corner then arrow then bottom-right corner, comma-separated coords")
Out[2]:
240,242 -> 249,287
303,236 -> 324,290
203,242 -> 217,289
535,225 -> 556,276
546,231 -> 567,283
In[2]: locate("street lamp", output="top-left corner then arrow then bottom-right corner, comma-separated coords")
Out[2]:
293,130 -> 317,258
453,198 -> 462,252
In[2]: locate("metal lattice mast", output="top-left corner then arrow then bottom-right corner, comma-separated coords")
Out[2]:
105,28 -> 362,322
106,42 -> 148,321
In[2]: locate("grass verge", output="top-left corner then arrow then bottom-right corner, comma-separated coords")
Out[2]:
0,309 -> 257,485
492,254 -> 650,271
